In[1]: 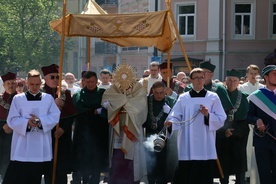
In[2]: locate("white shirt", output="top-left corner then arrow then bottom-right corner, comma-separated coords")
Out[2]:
139,74 -> 162,94
166,91 -> 226,160
98,82 -> 112,90
7,92 -> 60,162
239,81 -> 264,94
67,85 -> 81,96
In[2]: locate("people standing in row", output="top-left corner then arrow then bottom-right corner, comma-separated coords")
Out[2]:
247,65 -> 276,184
164,67 -> 227,184
0,72 -> 17,181
41,64 -> 77,184
217,69 -> 249,184
72,71 -> 109,184
3,69 -> 60,184
143,81 -> 176,184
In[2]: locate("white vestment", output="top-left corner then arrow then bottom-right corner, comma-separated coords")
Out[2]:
139,74 -> 162,94
239,81 -> 264,94
166,91 -> 226,160
7,92 -> 60,162
239,81 -> 264,181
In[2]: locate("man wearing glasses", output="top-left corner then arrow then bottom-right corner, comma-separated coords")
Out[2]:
164,68 -> 226,184
41,64 -> 77,184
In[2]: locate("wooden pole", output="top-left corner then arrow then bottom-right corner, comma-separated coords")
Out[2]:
52,0 -> 67,183
86,37 -> 91,70
216,157 -> 224,178
165,0 -> 192,72
167,51 -> 171,88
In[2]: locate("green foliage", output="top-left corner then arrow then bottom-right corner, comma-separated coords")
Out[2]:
0,0 -> 74,75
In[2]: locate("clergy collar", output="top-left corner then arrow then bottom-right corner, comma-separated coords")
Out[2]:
192,87 -> 204,93
28,90 -> 41,96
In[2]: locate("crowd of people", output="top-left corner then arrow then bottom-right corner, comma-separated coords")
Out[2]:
0,62 -> 275,184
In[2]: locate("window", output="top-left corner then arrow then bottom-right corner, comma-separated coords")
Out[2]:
177,4 -> 195,37
232,1 -> 256,39
273,3 -> 276,35
234,4 -> 251,35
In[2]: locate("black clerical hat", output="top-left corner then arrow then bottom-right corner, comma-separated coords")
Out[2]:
159,62 -> 172,70
1,72 -> 16,82
41,64 -> 59,76
226,69 -> 241,78
199,61 -> 216,72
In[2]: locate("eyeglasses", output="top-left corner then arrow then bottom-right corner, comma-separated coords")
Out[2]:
50,75 -> 59,80
191,76 -> 205,80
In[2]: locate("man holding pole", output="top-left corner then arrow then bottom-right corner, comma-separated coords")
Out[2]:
164,68 -> 226,184
41,64 -> 76,184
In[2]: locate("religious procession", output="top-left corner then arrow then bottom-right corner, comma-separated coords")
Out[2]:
1,61 -> 276,184
1,0 -> 276,184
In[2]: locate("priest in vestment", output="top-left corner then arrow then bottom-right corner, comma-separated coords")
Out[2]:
3,70 -> 60,184
102,63 -> 148,184
165,68 -> 226,184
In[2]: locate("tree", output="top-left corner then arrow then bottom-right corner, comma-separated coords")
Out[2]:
0,0 -> 75,75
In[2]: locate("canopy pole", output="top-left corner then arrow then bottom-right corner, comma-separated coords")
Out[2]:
165,0 -> 192,72
167,51 -> 171,88
86,37 -> 91,70
52,0 -> 67,184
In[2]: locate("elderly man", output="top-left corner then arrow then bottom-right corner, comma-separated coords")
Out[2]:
3,69 -> 60,184
0,72 -> 17,181
165,68 -> 226,184
41,64 -> 77,184
217,69 -> 249,184
64,72 -> 80,96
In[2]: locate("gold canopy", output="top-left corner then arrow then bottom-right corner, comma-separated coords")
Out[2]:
49,10 -> 176,53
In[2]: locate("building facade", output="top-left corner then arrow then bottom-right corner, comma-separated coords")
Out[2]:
70,0 -> 276,80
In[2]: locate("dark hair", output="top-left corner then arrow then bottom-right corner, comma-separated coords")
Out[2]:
83,71 -> 97,79
100,69 -> 111,76
151,81 -> 166,89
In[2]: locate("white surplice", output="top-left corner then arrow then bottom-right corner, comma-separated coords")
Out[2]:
166,91 -> 226,160
7,92 -> 60,162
